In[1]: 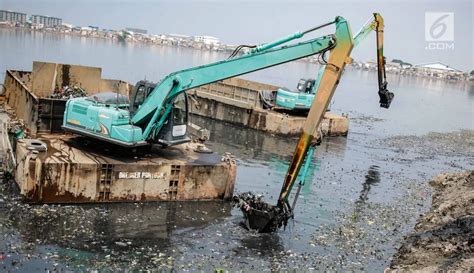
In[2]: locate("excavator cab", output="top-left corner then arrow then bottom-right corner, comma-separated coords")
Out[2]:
130,80 -> 190,146
275,78 -> 316,111
296,78 -> 316,94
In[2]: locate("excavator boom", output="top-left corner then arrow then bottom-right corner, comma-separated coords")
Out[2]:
279,13 -> 393,207
132,34 -> 336,140
63,20 -> 343,147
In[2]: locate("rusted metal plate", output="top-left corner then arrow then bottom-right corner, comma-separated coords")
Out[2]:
188,94 -> 349,136
4,70 -> 39,136
3,65 -> 138,137
31,61 -> 102,98
15,135 -> 236,203
187,77 -> 348,136
37,98 -> 66,134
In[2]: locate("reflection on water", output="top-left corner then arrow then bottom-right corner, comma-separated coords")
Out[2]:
238,233 -> 284,257
191,114 -> 348,162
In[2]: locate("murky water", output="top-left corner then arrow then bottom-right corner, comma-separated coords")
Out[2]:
0,29 -> 473,271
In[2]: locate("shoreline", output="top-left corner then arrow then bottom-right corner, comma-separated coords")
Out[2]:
1,25 -> 472,83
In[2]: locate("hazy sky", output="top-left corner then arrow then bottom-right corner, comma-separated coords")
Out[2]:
1,0 -> 472,71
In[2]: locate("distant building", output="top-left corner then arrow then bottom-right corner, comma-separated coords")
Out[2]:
31,14 -> 62,27
414,62 -> 464,79
0,10 -> 27,24
126,27 -> 147,35
60,23 -> 74,29
414,62 -> 462,73
193,35 -> 219,45
166,34 -> 191,41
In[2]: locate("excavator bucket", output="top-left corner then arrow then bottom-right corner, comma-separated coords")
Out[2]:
378,88 -> 394,108
234,193 -> 291,233
242,207 -> 276,232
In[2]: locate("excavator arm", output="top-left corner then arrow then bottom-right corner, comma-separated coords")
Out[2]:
131,32 -> 338,141
63,19 -> 346,147
273,13 -> 393,111
63,14 -> 390,149
239,13 -> 395,232
278,13 -> 394,208
354,13 -> 393,108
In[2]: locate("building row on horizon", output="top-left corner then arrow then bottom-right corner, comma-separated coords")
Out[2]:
351,60 -> 471,81
1,9 -> 470,80
0,10 -> 62,27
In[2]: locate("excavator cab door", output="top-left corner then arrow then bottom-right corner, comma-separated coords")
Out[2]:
130,80 -> 190,146
155,92 -> 191,146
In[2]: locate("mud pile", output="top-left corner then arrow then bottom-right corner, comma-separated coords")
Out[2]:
389,171 -> 474,271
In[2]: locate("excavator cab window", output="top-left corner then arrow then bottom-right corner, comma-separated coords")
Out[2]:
131,85 -> 146,114
296,79 -> 307,92
306,80 -> 315,94
130,81 -> 157,116
296,78 -> 315,94
155,92 -> 189,146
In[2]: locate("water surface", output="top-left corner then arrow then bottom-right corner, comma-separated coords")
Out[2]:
0,29 -> 472,271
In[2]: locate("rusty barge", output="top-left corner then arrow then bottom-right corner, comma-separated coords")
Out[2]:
1,61 -> 236,203
188,77 -> 349,137
1,61 -> 349,203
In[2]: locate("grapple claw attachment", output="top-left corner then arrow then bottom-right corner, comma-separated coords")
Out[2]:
378,89 -> 394,109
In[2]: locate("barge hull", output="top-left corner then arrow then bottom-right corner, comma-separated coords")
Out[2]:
188,78 -> 349,136
3,62 -> 236,204
15,135 -> 236,203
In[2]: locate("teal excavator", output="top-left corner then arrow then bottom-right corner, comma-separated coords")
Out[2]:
62,14 -> 394,232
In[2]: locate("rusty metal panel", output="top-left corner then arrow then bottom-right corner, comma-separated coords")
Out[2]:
32,61 -> 102,97
188,94 -> 349,136
37,98 -> 66,134
99,79 -> 133,96
4,70 -> 39,136
191,78 -> 272,110
108,164 -> 171,201
14,135 -> 237,204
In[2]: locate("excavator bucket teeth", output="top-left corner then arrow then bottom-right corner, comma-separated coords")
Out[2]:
379,89 -> 394,108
